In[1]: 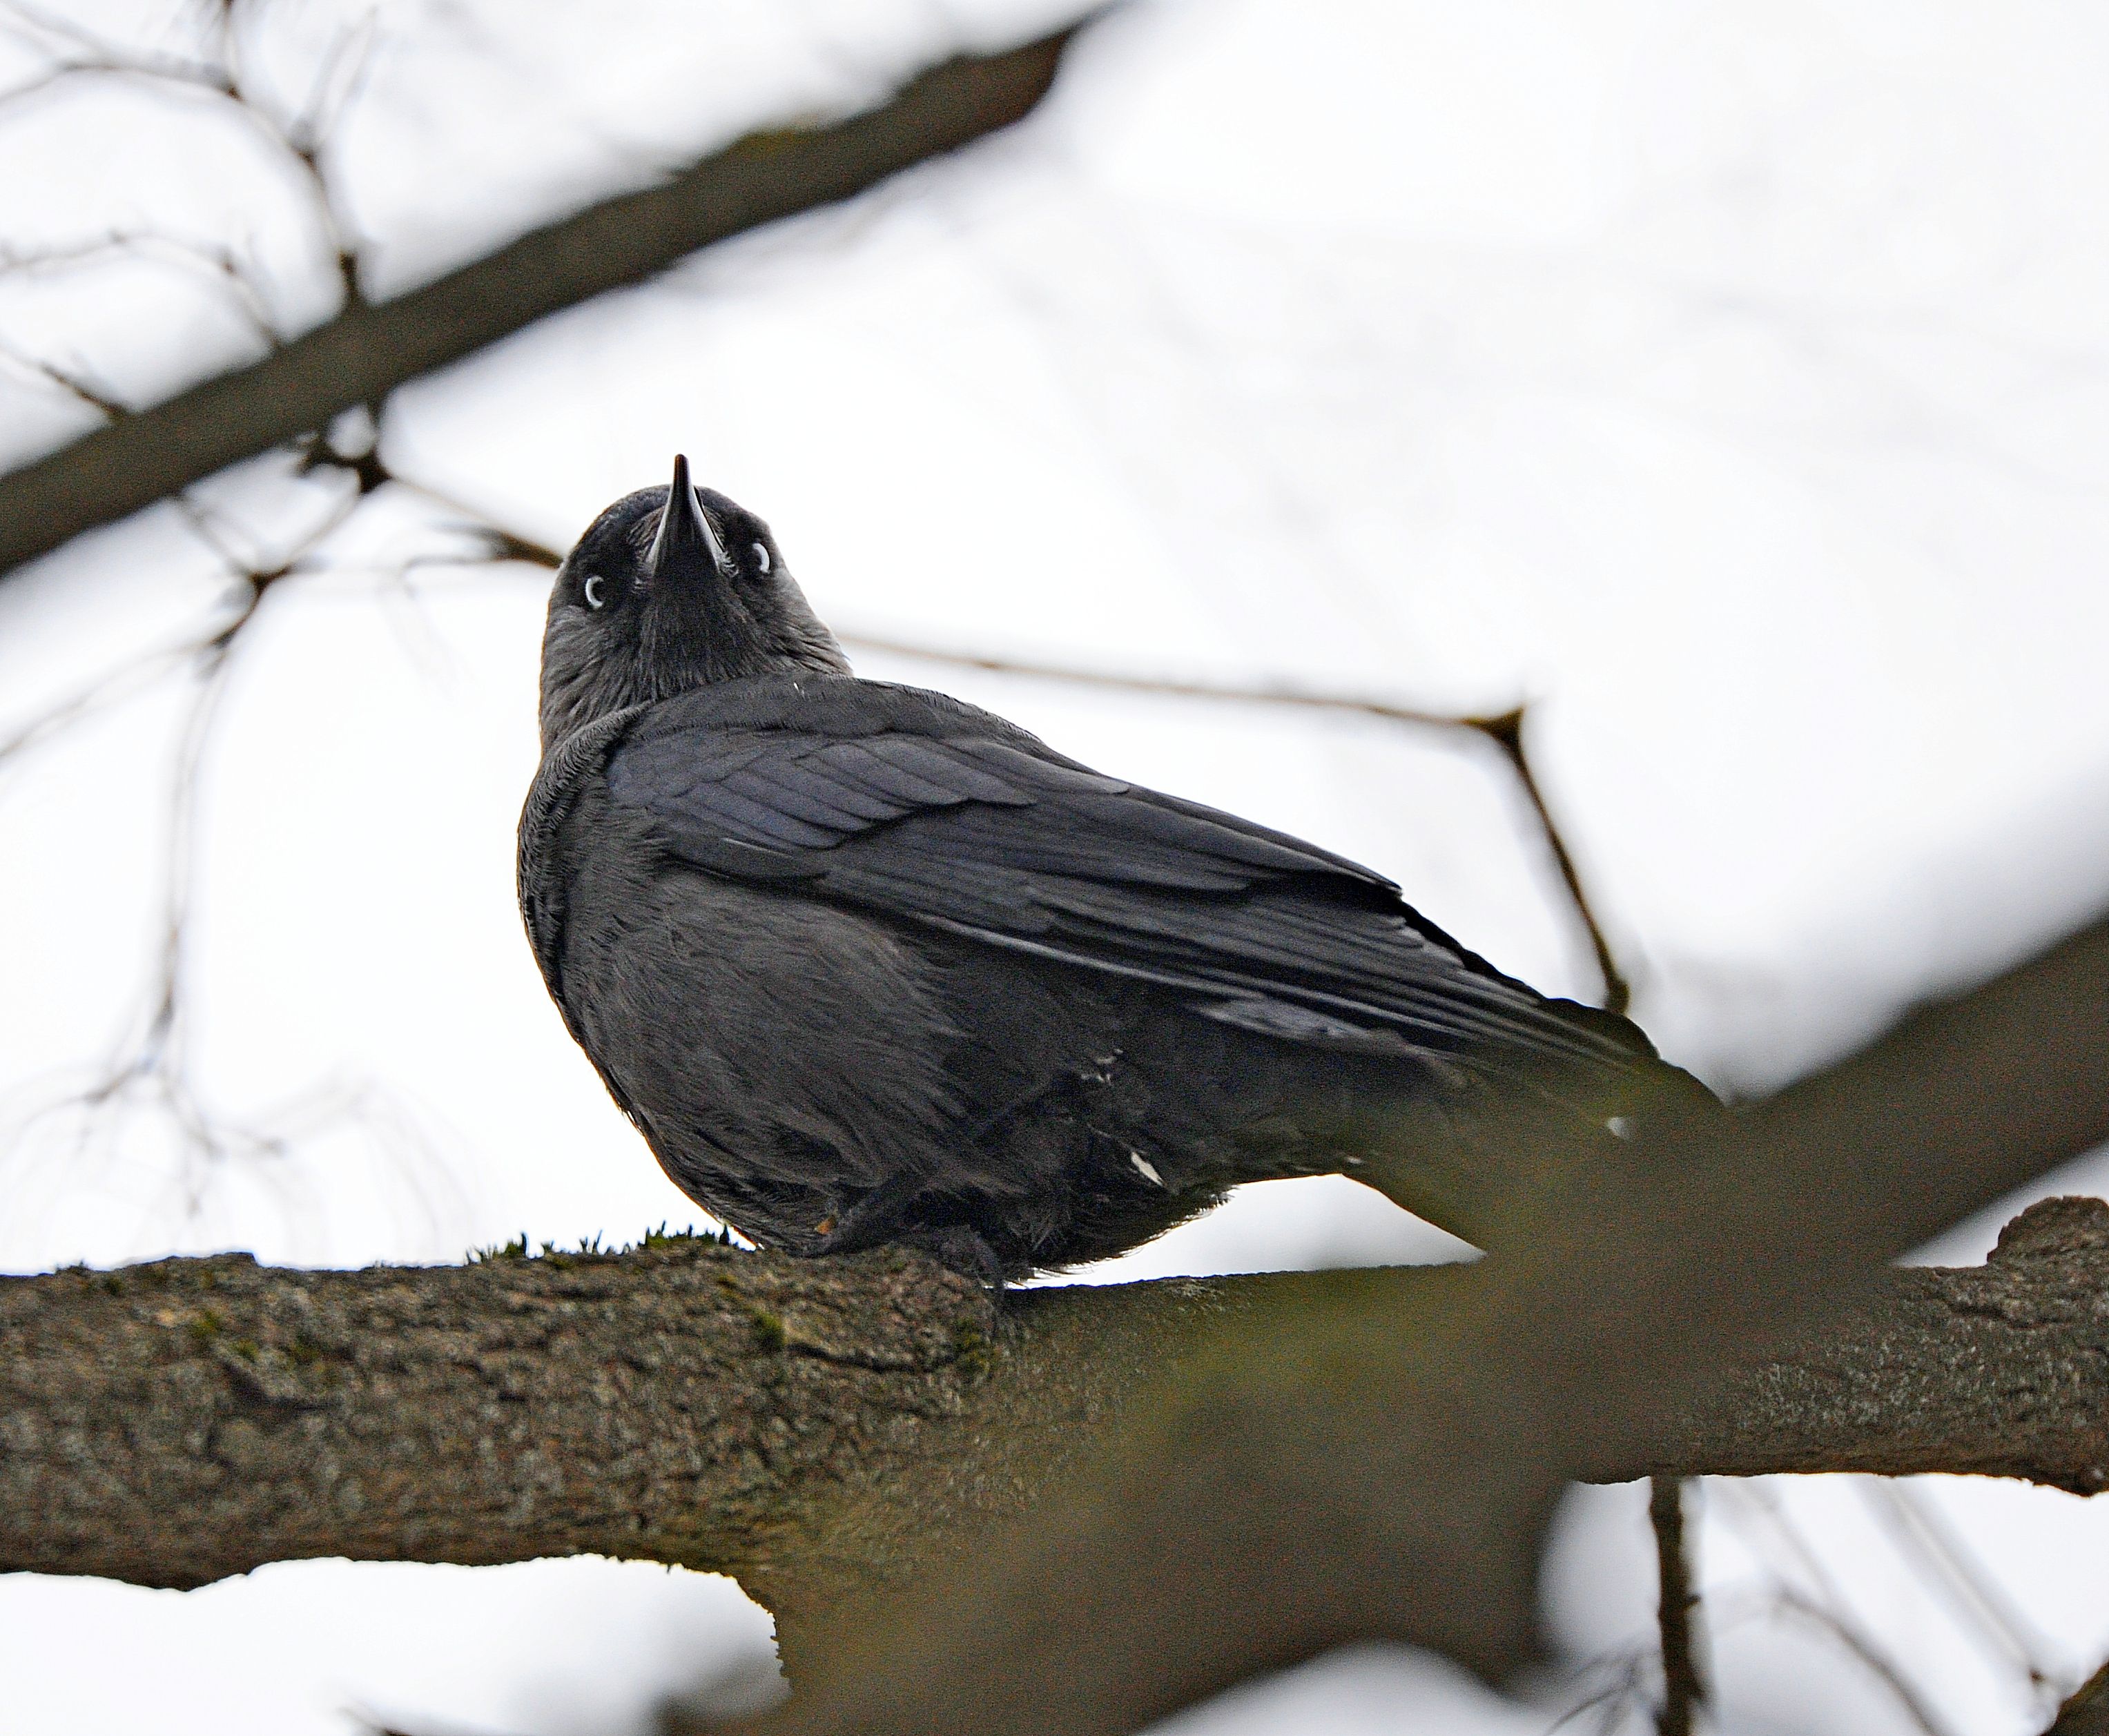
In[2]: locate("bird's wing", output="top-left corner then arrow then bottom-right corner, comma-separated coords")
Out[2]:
603,682 -> 1650,1073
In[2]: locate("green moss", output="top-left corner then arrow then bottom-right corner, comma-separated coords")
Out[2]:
468,1222 -> 737,1265
641,1222 -> 735,1251
950,1320 -> 993,1380
748,1307 -> 787,1353
231,1338 -> 260,1363
186,1309 -> 224,1346
730,126 -> 811,160
469,1233 -> 529,1263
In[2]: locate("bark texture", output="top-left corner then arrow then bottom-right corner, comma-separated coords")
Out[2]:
1651,1193 -> 2109,1492
8,910 -> 2108,1733
0,1240 -> 998,1627
7,1198 -> 2109,1623
714,909 -> 2109,1735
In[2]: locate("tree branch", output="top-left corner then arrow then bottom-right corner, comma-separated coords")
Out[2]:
8,910 -> 2106,1730
1650,1477 -> 1705,1736
8,1196 -> 2109,1626
0,19 -> 1093,582
709,908 -> 2109,1734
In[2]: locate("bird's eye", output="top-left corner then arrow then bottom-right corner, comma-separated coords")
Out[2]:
583,573 -> 610,610
752,542 -> 770,575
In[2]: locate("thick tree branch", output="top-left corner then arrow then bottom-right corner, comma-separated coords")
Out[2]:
6,912 -> 2106,1731
716,909 -> 2109,1735
7,1196 -> 2109,1623
0,21 -> 1090,583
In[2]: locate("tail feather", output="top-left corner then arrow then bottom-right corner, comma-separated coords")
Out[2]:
1343,1039 -> 1723,1252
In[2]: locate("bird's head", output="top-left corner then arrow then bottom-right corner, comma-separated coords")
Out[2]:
538,456 -> 851,750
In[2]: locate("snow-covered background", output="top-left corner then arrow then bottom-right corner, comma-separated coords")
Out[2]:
4,1 -> 2109,1730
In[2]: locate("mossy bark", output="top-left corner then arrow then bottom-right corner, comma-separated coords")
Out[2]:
8,1196 -> 2109,1668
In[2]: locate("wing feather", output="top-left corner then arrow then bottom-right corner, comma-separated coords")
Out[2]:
603,681 -> 1651,1074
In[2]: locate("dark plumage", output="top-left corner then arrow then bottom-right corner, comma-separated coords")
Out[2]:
521,457 -> 1696,1280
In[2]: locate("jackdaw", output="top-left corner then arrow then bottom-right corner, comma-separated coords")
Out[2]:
521,457 -> 1701,1281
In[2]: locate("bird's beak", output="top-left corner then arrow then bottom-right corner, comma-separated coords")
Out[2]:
645,453 -> 730,584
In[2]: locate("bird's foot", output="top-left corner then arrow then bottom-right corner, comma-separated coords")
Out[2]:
897,1225 -> 1009,1294
814,1177 -> 1012,1292
814,1169 -> 926,1256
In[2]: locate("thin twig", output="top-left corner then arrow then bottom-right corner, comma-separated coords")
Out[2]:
0,0 -> 364,433
0,333 -> 130,415
0,21 -> 1094,578
1470,707 -> 1631,1015
1860,1480 -> 2061,1697
1542,1652 -> 1652,1736
0,638 -> 205,766
1770,1590 -> 1960,1736
0,467 -> 400,1212
1711,1481 -> 1957,1736
1650,1477 -> 1707,1735
0,231 -> 279,344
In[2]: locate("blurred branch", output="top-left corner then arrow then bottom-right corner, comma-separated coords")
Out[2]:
1767,1587 -> 1956,1736
706,906 -> 2109,1733
0,19 -> 1094,581
0,0 -> 367,331
2050,1661 -> 2109,1736
1859,1479 -> 2061,1697
0,469 -> 439,1208
1474,707 -> 1631,1015
0,231 -> 278,346
1704,1482 -> 1957,1736
1649,1479 -> 1705,1736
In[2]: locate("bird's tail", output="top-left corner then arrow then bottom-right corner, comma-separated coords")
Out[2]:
1336,1040 -> 1724,1253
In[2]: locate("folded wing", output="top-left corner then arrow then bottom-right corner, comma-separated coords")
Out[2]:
607,682 -> 1650,1074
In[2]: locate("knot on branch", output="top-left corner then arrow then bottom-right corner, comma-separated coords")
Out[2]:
1989,1195 -> 2109,1264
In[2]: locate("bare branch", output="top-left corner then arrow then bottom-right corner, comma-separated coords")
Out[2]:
2048,1660 -> 2109,1735
1769,1589 -> 1959,1736
0,332 -> 131,416
0,0 -> 368,362
0,1 -> 235,109
703,906 -> 2109,1732
1471,707 -> 1633,1015
1649,1479 -> 1705,1736
0,471 -> 398,1207
0,231 -> 280,344
1859,1479 -> 2063,1694
7,1184 -> 2109,1671
0,20 -> 1096,581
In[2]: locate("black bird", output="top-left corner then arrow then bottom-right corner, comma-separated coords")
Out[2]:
521,457 -> 1695,1281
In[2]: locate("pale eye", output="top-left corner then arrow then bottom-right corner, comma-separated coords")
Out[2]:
583,573 -> 609,609
752,542 -> 770,574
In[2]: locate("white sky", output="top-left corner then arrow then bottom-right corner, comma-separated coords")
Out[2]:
3,0 -> 2109,1730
